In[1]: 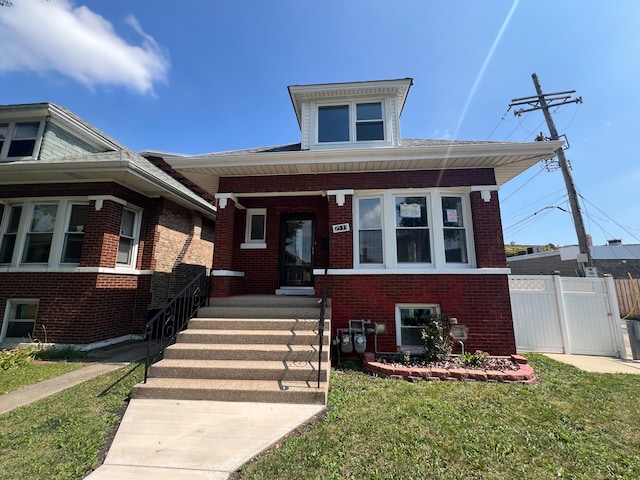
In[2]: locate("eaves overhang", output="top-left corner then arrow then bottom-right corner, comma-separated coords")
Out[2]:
168,140 -> 564,195
0,153 -> 216,219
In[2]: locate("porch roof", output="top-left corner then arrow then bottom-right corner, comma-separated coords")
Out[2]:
163,139 -> 564,195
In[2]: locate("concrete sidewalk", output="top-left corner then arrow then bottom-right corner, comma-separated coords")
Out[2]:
85,399 -> 325,480
544,353 -> 640,374
0,342 -> 147,415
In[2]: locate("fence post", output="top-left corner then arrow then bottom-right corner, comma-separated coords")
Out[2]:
604,274 -> 627,359
552,274 -> 572,354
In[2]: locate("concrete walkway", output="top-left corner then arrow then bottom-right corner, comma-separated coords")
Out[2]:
544,353 -> 640,374
0,342 -> 147,415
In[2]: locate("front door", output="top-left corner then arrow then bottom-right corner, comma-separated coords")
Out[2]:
279,214 -> 315,287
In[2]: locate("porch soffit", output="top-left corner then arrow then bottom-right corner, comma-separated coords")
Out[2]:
168,140 -> 563,196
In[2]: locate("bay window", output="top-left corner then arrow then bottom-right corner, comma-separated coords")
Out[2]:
22,204 -> 58,263
355,191 -> 473,269
61,204 -> 89,264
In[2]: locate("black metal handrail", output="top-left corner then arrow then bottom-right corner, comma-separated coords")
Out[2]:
143,268 -> 209,382
317,267 -> 328,388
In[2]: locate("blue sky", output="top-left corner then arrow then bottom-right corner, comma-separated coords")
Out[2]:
1,0 -> 639,248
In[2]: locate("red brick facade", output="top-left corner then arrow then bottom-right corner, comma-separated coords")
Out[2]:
0,182 -> 213,347
212,168 -> 516,355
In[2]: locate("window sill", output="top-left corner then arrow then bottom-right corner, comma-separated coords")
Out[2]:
241,242 -> 267,249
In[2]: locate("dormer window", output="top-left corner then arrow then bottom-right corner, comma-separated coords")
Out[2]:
0,120 -> 43,161
317,101 -> 384,144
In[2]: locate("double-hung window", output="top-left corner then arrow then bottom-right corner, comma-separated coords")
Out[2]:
22,203 -> 58,263
317,101 -> 385,144
358,198 -> 383,264
395,195 -> 430,263
61,204 -> 89,264
355,191 -> 473,269
442,196 -> 468,263
0,205 -> 22,264
117,208 -> 138,266
0,121 -> 43,161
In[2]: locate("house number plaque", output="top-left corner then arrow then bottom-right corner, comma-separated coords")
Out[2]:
332,223 -> 350,233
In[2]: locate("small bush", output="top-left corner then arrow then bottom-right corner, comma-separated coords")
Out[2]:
0,348 -> 35,371
460,350 -> 490,368
420,313 -> 452,362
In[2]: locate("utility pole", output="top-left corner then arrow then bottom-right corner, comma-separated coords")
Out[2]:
509,73 -> 592,276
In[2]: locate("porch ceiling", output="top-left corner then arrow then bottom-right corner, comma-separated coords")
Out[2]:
168,141 -> 564,195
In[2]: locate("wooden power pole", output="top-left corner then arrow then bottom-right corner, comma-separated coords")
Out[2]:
509,73 -> 592,276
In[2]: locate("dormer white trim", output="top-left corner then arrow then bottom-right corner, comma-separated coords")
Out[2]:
288,78 -> 413,150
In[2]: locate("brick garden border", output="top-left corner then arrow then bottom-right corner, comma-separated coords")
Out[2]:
361,352 -> 537,384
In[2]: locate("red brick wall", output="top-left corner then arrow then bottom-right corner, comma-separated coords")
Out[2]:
471,190 -> 507,268
320,274 -> 516,355
0,272 -> 150,344
218,168 -> 496,193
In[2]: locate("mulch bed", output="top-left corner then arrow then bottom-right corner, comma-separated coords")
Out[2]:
362,352 -> 537,383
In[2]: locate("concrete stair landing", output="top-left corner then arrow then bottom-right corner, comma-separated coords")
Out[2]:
133,295 -> 330,404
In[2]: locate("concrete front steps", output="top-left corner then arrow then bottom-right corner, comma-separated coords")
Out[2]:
133,295 -> 330,405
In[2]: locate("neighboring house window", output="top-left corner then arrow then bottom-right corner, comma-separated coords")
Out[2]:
117,208 -> 138,266
354,191 -> 473,269
61,204 -> 89,264
2,300 -> 38,340
317,101 -> 384,144
396,304 -> 441,353
241,209 -> 267,249
0,205 -> 22,264
22,203 -> 58,263
0,199 -> 91,267
358,197 -> 383,264
0,121 -> 43,160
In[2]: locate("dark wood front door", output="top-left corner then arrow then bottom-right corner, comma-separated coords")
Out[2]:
279,214 -> 315,287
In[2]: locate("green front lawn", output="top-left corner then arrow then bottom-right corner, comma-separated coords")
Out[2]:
0,361 -> 85,395
237,354 -> 640,479
0,362 -> 143,480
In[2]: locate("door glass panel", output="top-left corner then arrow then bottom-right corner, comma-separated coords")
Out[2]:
281,218 -> 314,287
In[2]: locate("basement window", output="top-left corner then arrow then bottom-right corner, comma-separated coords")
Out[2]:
2,300 -> 38,340
396,304 -> 441,353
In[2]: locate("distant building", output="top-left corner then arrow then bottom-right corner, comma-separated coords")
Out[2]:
507,240 -> 640,278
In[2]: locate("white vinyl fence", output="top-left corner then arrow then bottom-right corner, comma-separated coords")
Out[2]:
509,275 -> 627,358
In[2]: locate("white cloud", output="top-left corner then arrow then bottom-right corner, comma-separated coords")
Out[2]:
0,0 -> 169,94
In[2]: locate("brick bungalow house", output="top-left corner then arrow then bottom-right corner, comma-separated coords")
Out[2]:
157,78 -> 563,355
0,103 -> 215,349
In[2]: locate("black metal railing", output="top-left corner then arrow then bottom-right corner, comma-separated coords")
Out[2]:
317,267 -> 328,388
143,268 -> 209,382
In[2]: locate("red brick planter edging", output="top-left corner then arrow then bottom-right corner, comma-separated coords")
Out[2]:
361,353 -> 537,384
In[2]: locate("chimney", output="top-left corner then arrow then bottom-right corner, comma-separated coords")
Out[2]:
607,239 -> 622,246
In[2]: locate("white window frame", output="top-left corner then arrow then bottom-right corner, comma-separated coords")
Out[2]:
395,303 -> 441,353
353,190 -> 475,270
241,208 -> 267,249
116,207 -> 142,268
0,120 -> 45,161
314,99 -> 389,148
60,202 -> 89,264
0,199 -> 91,268
1,299 -> 39,341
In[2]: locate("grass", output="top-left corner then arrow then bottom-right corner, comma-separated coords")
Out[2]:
0,347 -> 85,395
0,362 -> 143,480
236,354 -> 640,479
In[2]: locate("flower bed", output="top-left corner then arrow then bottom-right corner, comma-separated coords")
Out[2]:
362,352 -> 537,384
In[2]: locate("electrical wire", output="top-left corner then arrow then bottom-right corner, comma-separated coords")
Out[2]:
501,164 -> 546,203
579,193 -> 640,243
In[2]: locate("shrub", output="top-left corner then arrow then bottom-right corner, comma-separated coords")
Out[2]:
420,313 -> 452,362
460,350 -> 490,368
